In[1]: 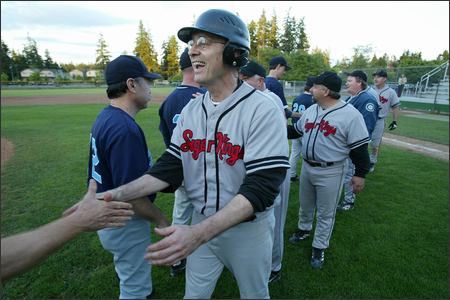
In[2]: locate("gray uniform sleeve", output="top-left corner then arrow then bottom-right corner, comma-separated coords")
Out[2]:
243,99 -> 290,173
389,89 -> 400,108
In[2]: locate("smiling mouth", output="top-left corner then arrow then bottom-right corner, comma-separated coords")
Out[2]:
192,61 -> 206,70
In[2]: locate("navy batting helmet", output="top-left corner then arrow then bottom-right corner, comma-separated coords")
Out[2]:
177,9 -> 250,67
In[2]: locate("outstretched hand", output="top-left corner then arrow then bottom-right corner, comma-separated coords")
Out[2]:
65,180 -> 134,231
144,225 -> 203,266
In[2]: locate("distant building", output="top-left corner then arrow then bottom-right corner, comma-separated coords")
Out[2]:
40,69 -> 65,80
86,70 -> 99,78
20,68 -> 40,79
69,69 -> 84,79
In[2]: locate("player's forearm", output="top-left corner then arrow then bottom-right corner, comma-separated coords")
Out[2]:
113,174 -> 169,202
1,216 -> 82,281
191,194 -> 254,244
392,106 -> 400,121
129,197 -> 170,228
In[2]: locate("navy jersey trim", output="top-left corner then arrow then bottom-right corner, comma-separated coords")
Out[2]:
213,88 -> 257,212
348,136 -> 371,149
246,159 -> 290,171
201,94 -> 208,215
305,105 -> 320,161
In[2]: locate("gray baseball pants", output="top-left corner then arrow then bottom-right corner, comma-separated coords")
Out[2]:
298,160 -> 347,249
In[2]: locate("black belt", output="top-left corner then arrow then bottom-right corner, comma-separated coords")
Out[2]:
303,159 -> 334,167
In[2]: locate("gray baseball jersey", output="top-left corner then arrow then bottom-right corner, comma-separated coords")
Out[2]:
168,82 -> 290,217
373,85 -> 400,119
168,82 -> 289,298
293,100 -> 370,250
294,100 -> 370,162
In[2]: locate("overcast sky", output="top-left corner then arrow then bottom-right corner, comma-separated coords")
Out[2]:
1,1 -> 449,66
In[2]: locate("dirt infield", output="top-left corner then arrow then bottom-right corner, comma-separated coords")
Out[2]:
1,94 -> 166,106
1,138 -> 14,169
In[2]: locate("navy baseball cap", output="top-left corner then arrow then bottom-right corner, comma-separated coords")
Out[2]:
347,70 -> 368,82
105,55 -> 161,85
269,56 -> 291,70
239,61 -> 266,78
179,48 -> 192,70
311,71 -> 342,93
305,76 -> 315,89
372,69 -> 388,78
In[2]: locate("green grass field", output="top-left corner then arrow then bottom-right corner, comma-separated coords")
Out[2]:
0,87 -> 175,97
1,103 -> 448,299
386,113 -> 449,145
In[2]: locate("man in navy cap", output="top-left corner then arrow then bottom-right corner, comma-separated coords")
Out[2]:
158,48 -> 206,277
338,70 -> 378,212
265,56 -> 300,120
88,55 -> 169,299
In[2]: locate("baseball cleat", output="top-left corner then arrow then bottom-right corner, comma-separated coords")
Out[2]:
290,175 -> 299,182
311,247 -> 325,269
337,203 -> 354,211
369,163 -> 375,173
170,258 -> 186,277
268,270 -> 281,283
288,229 -> 310,244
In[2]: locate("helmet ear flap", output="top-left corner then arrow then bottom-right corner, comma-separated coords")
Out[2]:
223,43 -> 249,67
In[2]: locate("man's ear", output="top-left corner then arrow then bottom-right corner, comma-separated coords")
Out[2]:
126,78 -> 135,91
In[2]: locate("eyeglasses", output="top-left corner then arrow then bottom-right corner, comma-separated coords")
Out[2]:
187,36 -> 226,50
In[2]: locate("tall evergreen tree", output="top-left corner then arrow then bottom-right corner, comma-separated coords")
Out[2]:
160,35 -> 179,80
280,12 -> 297,53
248,21 -> 258,58
11,50 -> 27,79
95,34 -> 111,70
23,37 -> 43,68
134,20 -> 159,73
297,17 -> 309,51
1,40 -> 13,80
43,49 -> 59,69
256,10 -> 269,57
267,13 -> 279,49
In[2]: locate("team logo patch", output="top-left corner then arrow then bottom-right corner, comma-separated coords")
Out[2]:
365,103 -> 375,112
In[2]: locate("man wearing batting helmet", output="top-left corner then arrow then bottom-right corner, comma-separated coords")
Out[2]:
158,47 -> 206,277
98,9 -> 289,299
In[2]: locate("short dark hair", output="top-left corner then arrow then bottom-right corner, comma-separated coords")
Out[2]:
328,90 -> 341,99
354,77 -> 368,90
106,81 -> 128,99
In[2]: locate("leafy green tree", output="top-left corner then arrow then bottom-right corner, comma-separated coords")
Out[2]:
349,45 -> 372,69
297,17 -> 309,51
95,34 -> 111,70
28,71 -> 41,82
60,62 -> 76,72
436,50 -> 448,61
160,35 -> 179,80
1,40 -> 13,80
11,50 -> 27,80
1,72 -> 9,82
23,37 -> 43,68
134,20 -> 160,73
267,13 -> 279,49
247,21 -> 258,58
